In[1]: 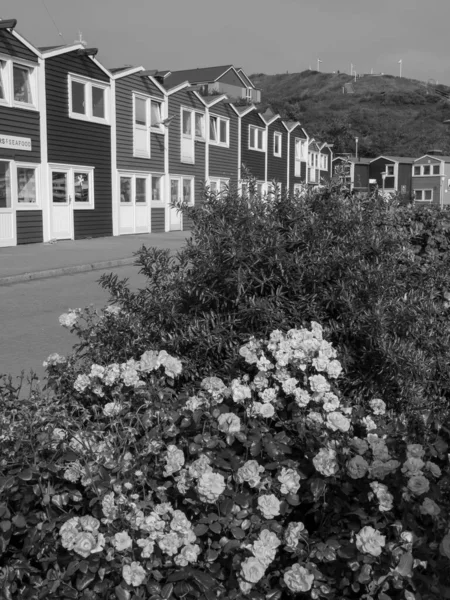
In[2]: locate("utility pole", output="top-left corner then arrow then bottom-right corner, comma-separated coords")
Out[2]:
398,59 -> 402,78
317,58 -> 322,72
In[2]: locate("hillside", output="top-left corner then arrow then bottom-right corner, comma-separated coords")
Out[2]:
251,70 -> 450,157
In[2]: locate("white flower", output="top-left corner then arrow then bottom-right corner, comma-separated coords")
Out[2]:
252,530 -> 281,566
137,538 -> 155,558
347,455 -> 369,479
281,377 -> 298,394
73,531 -> 105,558
174,544 -> 201,566
278,468 -> 301,495
401,457 -> 425,477
236,460 -> 265,488
313,448 -> 339,477
201,376 -> 228,400
113,531 -> 133,551
103,402 -> 122,417
326,411 -> 351,432
307,411 -> 323,426
326,360 -> 342,379
284,564 -> 314,593
356,526 -> 386,557
159,351 -> 182,378
369,398 -> 386,415
158,532 -> 183,556
89,364 -> 105,380
350,437 -> 369,455
293,388 -> 311,407
259,387 -> 277,403
361,416 -> 377,431
322,392 -> 340,412
59,311 -> 78,328
240,557 -> 266,583
367,434 -> 390,461
406,444 -> 425,459
164,445 -> 185,477
101,492 -> 118,522
197,471 -> 226,503
420,497 -> 440,517
188,455 -> 212,479
185,395 -> 206,411
231,379 -> 252,403
426,461 -> 442,478
105,304 -> 121,316
369,481 -> 393,511
73,374 -> 91,393
103,363 -> 121,386
249,401 -> 275,418
139,350 -> 161,372
79,516 -> 100,532
369,459 -> 400,480
308,374 -> 330,393
170,510 -> 192,535
284,522 -> 305,549
217,412 -> 241,434
43,353 -> 66,368
257,494 -> 281,519
407,474 -> 430,496
256,353 -> 274,372
122,562 -> 146,587
121,363 -> 141,387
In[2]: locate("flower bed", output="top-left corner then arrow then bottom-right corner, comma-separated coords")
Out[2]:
1,321 -> 450,599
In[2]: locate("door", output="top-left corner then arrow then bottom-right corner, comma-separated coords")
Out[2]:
119,175 -> 150,235
169,178 -> 182,231
181,109 -> 194,164
51,169 -> 73,240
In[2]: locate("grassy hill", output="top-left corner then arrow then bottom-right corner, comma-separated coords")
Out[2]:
250,70 -> 450,157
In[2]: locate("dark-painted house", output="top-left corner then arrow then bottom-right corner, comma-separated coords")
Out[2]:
40,42 -> 112,241
162,80 -> 207,231
238,105 -> 268,195
110,66 -> 167,235
369,156 -> 414,195
318,142 -> 333,183
412,154 -> 450,206
202,94 -> 239,195
0,20 -> 43,247
262,108 -> 288,196
286,121 -> 308,194
332,156 -> 371,191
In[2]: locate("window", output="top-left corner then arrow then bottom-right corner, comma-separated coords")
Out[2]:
424,190 -> 432,200
273,132 -> 282,157
433,164 -> 440,175
0,58 -> 37,109
135,177 -> 147,203
208,177 -> 229,196
210,115 -> 229,146
319,154 -> 328,171
0,61 -> 6,102
195,113 -> 205,139
385,165 -> 394,176
150,101 -> 162,129
249,125 -> 265,151
183,178 -> 193,205
13,64 -> 33,105
69,75 -> 109,124
151,175 -> 163,202
413,165 -> 421,176
0,161 -> 11,208
17,166 -> 37,203
423,165 -> 431,175
120,176 -> 132,203
256,181 -> 265,197
134,96 -> 149,157
415,189 -> 433,201
74,172 -> 91,204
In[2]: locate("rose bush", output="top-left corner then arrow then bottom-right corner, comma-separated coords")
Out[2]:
1,321 -> 450,599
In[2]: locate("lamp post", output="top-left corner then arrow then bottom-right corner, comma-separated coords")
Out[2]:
317,58 -> 322,72
381,172 -> 387,192
441,175 -> 446,209
398,59 -> 402,78
355,137 -> 359,161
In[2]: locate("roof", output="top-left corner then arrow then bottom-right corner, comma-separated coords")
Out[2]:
163,65 -> 237,88
334,156 -> 371,164
372,156 -> 416,164
38,44 -> 66,52
414,154 -> 450,163
109,66 -> 134,74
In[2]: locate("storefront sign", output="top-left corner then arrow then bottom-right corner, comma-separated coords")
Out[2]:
0,134 -> 32,151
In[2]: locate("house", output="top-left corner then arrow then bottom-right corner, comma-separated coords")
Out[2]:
159,65 -> 261,104
332,156 -> 371,191
412,154 -> 450,206
369,156 -> 414,195
318,142 -> 333,183
238,104 -> 268,195
0,19 -> 44,247
40,43 -> 113,241
109,65 -> 167,235
261,108 -> 288,196
307,139 -> 322,185
285,121 -> 308,195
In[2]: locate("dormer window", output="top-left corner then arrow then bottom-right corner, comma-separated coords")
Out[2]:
13,65 -> 33,105
0,57 -> 37,110
69,74 -> 109,124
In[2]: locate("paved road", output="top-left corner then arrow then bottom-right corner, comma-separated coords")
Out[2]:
0,264 -> 148,385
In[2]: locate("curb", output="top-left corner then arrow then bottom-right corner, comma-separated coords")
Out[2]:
0,257 -> 137,286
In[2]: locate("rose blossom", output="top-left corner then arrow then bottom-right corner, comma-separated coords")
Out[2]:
122,562 -> 146,587
257,494 -> 281,519
326,359 -> 342,379
326,411 -> 351,432
406,444 -> 425,459
59,311 -> 78,328
284,564 -> 314,593
237,460 -> 265,488
73,532 -> 104,558
347,455 -> 369,479
188,455 -> 212,479
426,461 -> 442,478
361,416 -> 377,431
164,445 -> 185,477
249,401 -> 275,418
322,392 -> 340,412
369,459 -> 400,480
285,522 -> 306,549
278,468 -> 301,495
313,448 -> 339,477
158,532 -> 183,556
350,437 -> 369,455
240,557 -> 266,583
231,379 -> 252,403
293,388 -> 311,407
308,374 -> 330,393
356,526 -> 386,557
401,457 -> 425,477
175,544 -> 201,566
407,474 -> 430,496
137,538 -> 155,558
73,374 -> 91,393
420,497 -> 441,517
217,412 -> 241,434
252,530 -> 281,566
79,516 -> 100,532
369,398 -> 386,415
197,471 -> 226,503
103,402 -> 122,417
170,510 -> 192,535
370,481 -> 394,512
113,531 -> 133,551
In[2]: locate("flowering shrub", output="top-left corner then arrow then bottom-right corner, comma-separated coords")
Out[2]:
2,322 -> 450,599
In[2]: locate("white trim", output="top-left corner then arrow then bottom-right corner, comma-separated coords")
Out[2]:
273,131 -> 282,157
39,43 -> 83,59
163,97 -> 170,231
166,81 -> 191,96
111,77 -> 119,236
180,105 -> 196,164
286,127 -> 290,191
414,189 -> 433,202
68,73 -> 110,125
37,56 -> 50,241
9,29 -> 42,58
16,162 -> 40,208
204,105 -> 210,181
109,66 -> 144,80
237,112 -> 242,191
148,75 -> 169,96
248,124 -> 265,152
48,163 -> 96,209
0,55 -> 38,110
264,125 -> 268,182
209,113 -> 230,147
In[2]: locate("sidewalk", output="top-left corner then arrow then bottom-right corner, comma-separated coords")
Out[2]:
0,232 -> 191,285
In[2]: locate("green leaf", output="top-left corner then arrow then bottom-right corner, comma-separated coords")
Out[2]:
76,571 -> 96,591
0,520 -> 11,532
12,514 -> 27,528
209,521 -> 222,534
64,561 -> 80,578
194,524 -> 209,536
161,583 -> 174,599
230,526 -> 245,540
115,584 -> 131,600
190,570 -> 216,591
220,498 -> 234,516
167,571 -> 188,583
223,540 -> 241,554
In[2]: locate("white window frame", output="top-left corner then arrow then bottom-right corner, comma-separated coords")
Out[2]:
385,164 -> 394,176
0,159 -> 13,211
415,189 -> 433,202
413,165 -> 421,176
194,112 -> 205,140
0,55 -> 38,110
422,165 -> 431,176
208,177 -> 230,196
249,125 -> 265,152
181,176 -> 195,206
432,164 -> 441,175
151,173 -> 165,205
273,132 -> 282,157
133,94 -> 151,158
72,167 -> 95,209
150,99 -> 163,133
68,74 -> 110,125
16,162 -> 40,208
210,114 -> 229,147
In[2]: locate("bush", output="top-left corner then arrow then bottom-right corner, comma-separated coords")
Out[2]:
64,190 -> 450,424
2,323 -> 450,599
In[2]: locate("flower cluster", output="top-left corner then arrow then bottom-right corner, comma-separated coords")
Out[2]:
60,516 -> 105,558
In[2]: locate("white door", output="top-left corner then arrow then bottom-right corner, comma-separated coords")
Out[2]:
170,178 -> 182,231
134,176 -> 150,233
181,109 -> 194,164
51,169 -> 73,240
119,175 -> 134,234
119,175 -> 151,235
0,160 -> 16,247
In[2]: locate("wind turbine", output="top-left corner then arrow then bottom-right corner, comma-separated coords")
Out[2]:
317,58 -> 322,72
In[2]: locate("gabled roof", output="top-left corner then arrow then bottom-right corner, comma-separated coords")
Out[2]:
309,139 -> 321,152
414,154 -> 450,163
38,44 -> 65,52
370,155 -> 415,164
162,65 -> 250,89
109,66 -> 135,74
232,104 -> 256,116
333,156 -> 372,164
236,67 -> 255,88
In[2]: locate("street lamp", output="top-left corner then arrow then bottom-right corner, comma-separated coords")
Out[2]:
441,175 -> 446,209
355,137 -> 359,161
381,172 -> 387,192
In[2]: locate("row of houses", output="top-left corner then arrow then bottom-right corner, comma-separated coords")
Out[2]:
333,153 -> 450,206
0,19 -> 334,248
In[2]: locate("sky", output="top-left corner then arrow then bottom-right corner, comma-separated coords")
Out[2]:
2,0 -> 450,85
